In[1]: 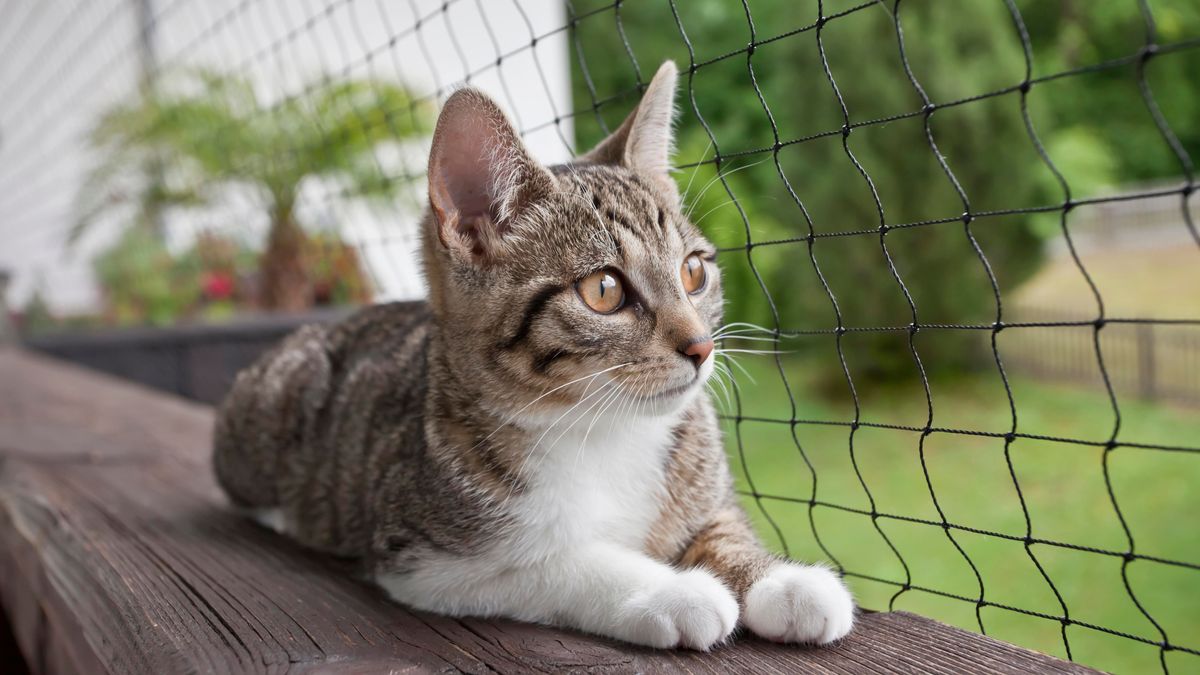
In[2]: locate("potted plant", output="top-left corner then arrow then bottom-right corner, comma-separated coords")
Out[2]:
74,70 -> 430,313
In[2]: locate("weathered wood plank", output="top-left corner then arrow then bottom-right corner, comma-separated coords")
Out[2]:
0,349 -> 1097,674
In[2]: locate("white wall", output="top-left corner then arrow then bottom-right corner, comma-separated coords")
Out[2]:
0,0 -> 573,313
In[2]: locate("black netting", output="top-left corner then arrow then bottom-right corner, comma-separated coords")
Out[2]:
1,2 -> 1197,672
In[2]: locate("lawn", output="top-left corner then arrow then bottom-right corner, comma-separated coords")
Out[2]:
718,353 -> 1200,674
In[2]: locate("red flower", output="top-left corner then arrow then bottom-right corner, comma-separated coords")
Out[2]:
202,272 -> 235,300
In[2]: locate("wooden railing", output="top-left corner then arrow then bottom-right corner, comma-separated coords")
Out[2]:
0,349 -> 1094,674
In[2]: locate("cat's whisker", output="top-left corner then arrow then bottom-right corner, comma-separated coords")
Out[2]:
528,376 -> 622,460
715,348 -> 790,356
690,195 -> 777,230
531,369 -> 640,470
618,373 -> 642,420
579,375 -> 643,478
509,377 -> 624,501
470,362 -> 633,453
713,330 -> 776,340
717,352 -> 757,384
713,321 -> 780,338
687,197 -> 739,229
714,334 -> 782,346
715,320 -> 778,332
682,172 -> 725,221
678,138 -> 714,205
704,377 -> 727,414
567,379 -> 626,473
583,372 -> 628,429
551,376 -> 624,450
682,158 -> 769,221
708,361 -> 735,413
720,366 -> 739,399
501,373 -> 623,498
718,335 -> 789,344
574,373 -> 636,472
632,372 -> 653,422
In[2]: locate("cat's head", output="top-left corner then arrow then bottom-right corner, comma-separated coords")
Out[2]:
422,61 -> 721,419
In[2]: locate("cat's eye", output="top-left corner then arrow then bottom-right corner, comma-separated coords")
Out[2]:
576,270 -> 625,314
681,254 -> 707,295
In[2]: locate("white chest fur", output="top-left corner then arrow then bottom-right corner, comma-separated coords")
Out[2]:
509,413 -> 676,555
376,405 -> 683,617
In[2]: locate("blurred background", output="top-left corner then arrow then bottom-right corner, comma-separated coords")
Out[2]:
1,1 -> 1198,672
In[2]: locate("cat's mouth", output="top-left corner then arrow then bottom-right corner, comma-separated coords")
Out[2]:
644,374 -> 700,401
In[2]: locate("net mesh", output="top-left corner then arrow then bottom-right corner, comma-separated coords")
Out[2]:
1,1 -> 1198,672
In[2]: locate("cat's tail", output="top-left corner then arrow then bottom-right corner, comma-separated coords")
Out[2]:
212,324 -> 331,510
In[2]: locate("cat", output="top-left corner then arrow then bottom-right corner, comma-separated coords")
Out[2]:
213,60 -> 854,650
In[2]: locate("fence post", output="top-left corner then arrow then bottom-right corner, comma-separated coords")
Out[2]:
1137,323 -> 1156,400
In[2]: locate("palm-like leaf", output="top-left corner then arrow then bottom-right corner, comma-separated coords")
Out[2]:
75,69 -> 431,309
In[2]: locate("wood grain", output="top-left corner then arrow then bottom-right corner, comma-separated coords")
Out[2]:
0,349 -> 1098,674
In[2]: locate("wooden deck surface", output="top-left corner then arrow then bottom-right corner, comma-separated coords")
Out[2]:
0,348 -> 1098,674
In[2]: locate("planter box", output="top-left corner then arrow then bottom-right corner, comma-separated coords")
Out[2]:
23,309 -> 354,405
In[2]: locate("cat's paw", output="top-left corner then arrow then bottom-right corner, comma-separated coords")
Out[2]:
743,563 -> 854,645
248,507 -> 286,534
620,568 -> 739,650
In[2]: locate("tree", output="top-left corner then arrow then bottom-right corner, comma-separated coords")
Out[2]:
75,70 -> 430,311
570,0 -> 1200,385
572,1 -> 1050,383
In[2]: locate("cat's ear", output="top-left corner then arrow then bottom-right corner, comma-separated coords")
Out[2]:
581,61 -> 678,178
427,88 -> 555,261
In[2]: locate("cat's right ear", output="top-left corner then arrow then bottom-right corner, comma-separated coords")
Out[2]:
427,89 -> 555,263
579,61 -> 678,184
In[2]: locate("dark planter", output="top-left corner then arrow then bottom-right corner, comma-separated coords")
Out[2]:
23,309 -> 355,405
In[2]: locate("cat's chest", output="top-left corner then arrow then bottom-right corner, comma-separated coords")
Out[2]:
510,418 -> 675,552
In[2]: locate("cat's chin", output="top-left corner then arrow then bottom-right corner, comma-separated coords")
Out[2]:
633,368 -> 712,418
650,378 -> 699,402
634,386 -> 700,419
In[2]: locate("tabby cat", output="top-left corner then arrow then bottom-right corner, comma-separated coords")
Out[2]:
213,61 -> 854,650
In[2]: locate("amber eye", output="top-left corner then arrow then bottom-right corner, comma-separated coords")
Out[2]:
681,254 -> 707,295
576,270 -> 625,314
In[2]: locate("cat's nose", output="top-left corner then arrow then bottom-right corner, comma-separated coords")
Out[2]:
680,337 -> 714,370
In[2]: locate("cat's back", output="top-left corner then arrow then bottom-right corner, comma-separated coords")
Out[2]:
213,301 -> 433,556
323,300 -> 433,361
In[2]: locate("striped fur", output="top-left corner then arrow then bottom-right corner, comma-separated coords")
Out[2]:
213,61 -> 853,650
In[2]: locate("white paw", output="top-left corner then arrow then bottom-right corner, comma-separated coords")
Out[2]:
743,564 -> 855,645
621,568 -> 739,650
248,507 -> 286,534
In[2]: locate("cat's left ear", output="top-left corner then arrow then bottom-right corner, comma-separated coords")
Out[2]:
581,61 -> 677,182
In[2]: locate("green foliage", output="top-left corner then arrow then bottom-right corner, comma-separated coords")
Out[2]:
77,71 -> 429,235
1016,0 -> 1200,183
93,227 -> 203,326
76,69 -> 431,313
306,230 -> 374,307
570,0 -> 1198,384
18,287 -> 56,337
89,226 -> 369,327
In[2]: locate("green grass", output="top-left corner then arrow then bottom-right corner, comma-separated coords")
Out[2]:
719,354 -> 1200,674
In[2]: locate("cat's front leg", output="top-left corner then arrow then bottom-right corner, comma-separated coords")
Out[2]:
680,506 -> 855,644
527,544 -> 740,650
387,543 -> 738,650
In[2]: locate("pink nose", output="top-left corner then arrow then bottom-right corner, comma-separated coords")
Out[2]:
681,338 -> 714,369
